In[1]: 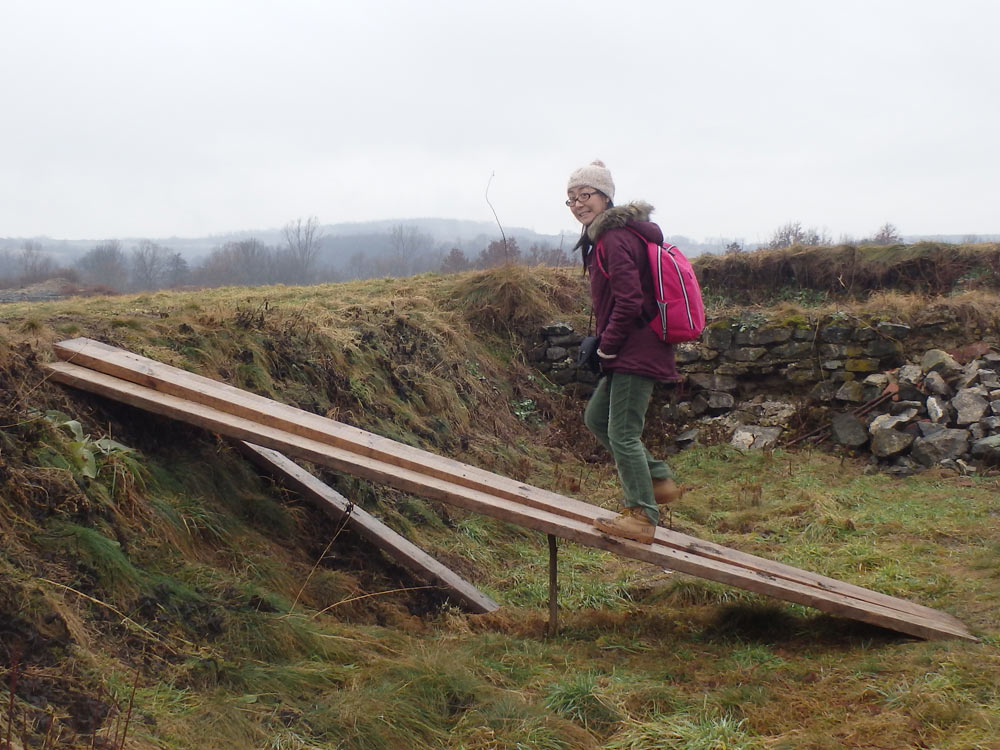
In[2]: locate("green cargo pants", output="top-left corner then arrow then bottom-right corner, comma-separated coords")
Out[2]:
584,372 -> 674,525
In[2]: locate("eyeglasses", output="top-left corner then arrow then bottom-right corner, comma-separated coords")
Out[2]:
565,192 -> 598,207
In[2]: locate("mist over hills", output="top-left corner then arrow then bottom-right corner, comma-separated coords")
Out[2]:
0,218 -> 744,286
0,217 -> 747,257
1,218 -> 566,265
2,217 -> 998,279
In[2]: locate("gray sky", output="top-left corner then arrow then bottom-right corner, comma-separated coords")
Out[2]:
2,0 -> 997,245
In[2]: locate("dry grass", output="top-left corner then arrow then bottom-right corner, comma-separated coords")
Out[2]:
695,241 -> 1000,306
1,266 -> 999,749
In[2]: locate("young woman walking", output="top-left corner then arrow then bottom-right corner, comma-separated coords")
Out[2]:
567,160 -> 682,544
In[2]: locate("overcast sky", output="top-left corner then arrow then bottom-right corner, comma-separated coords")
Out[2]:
2,0 -> 997,245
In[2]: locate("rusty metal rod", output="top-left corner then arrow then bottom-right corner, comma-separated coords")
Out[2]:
547,534 -> 559,637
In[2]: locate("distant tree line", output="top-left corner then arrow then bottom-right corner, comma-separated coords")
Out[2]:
0,217 -> 574,294
722,221 -> 906,254
0,217 -> 328,292
439,237 -> 571,273
1,218 -> 937,295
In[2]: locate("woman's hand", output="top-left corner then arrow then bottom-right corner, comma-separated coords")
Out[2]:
596,349 -> 617,359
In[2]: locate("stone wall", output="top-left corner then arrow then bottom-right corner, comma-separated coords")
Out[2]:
528,313 -> 1000,472
527,324 -> 598,395
530,315 -> 919,398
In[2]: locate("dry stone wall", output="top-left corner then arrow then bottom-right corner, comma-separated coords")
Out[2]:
528,313 -> 1000,474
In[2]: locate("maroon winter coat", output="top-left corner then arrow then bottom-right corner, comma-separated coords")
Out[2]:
586,201 -> 680,382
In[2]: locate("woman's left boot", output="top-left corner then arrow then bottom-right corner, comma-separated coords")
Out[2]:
593,507 -> 655,544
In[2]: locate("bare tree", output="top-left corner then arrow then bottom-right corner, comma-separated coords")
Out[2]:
767,221 -> 830,249
196,245 -> 237,287
525,242 -> 571,267
164,251 -> 190,288
346,249 -> 378,280
476,237 -> 521,269
484,171 -> 511,263
130,240 -> 173,290
77,240 -> 129,291
282,216 -> 324,284
197,238 -> 274,287
870,223 -> 902,246
18,240 -> 58,284
440,247 -> 471,273
230,239 -> 273,285
0,249 -> 15,283
382,224 -> 434,277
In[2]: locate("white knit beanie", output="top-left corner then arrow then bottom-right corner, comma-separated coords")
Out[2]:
567,159 -> 615,201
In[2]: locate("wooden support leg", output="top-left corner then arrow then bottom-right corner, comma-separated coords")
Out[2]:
547,534 -> 558,637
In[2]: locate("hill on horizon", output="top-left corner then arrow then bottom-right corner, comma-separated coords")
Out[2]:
3,220 -> 999,291
1,216 -> 759,264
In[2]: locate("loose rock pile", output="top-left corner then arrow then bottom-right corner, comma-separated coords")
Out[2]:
825,347 -> 1000,473
651,346 -> 1000,474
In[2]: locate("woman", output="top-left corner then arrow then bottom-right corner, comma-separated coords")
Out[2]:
567,160 -> 682,544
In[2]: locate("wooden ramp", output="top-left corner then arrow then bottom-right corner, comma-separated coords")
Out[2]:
47,338 -> 975,641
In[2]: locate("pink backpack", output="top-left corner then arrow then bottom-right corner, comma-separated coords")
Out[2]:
596,227 -> 706,344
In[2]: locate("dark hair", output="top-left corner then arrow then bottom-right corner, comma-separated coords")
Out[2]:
572,193 -> 613,272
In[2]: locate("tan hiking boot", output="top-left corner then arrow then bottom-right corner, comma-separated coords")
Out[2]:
653,478 -> 684,505
593,507 -> 656,544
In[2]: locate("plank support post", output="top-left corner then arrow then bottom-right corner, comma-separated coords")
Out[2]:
547,534 -> 558,637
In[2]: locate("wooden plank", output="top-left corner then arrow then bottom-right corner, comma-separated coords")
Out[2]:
652,531 -> 965,630
46,360 -> 976,641
235,442 -> 499,614
53,338 -> 608,515
52,337 -> 966,630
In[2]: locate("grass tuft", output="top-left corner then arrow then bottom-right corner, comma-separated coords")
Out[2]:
604,712 -> 765,750
38,520 -> 145,596
545,671 -> 623,733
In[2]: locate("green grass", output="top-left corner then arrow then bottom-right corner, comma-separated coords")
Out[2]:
37,520 -> 146,596
2,269 -> 1000,749
604,712 -> 765,750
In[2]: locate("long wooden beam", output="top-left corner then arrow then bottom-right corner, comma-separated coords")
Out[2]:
52,338 -> 969,632
46,360 -> 975,641
235,442 -> 498,614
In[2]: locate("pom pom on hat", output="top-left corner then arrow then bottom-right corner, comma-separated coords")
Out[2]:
567,159 -> 615,201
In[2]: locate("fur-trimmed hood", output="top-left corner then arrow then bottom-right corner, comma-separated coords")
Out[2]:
586,201 -> 655,241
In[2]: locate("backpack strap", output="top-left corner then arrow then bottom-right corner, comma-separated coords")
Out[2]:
594,226 -> 658,330
593,240 -> 610,279
594,226 -> 649,279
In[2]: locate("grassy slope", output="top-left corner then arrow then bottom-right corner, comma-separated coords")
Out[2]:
0,266 -> 998,750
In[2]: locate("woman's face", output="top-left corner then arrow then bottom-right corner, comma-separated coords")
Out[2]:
566,187 -> 609,226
